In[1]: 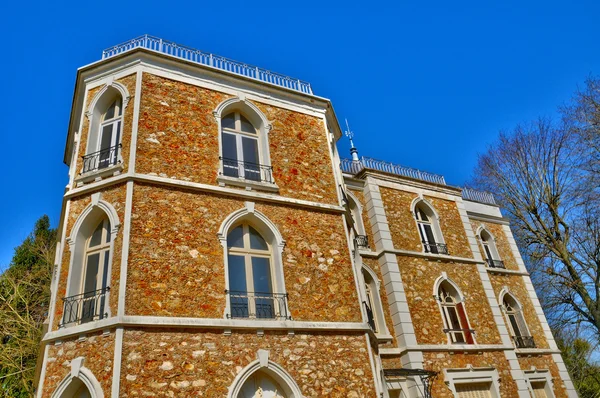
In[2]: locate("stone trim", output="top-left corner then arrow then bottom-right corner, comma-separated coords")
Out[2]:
128,69 -> 143,173
64,173 -> 345,214
110,327 -> 123,397
443,365 -> 502,398
359,247 -> 484,264
41,316 -> 371,343
50,357 -> 104,398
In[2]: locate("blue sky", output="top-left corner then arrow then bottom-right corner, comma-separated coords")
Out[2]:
1,0 -> 599,268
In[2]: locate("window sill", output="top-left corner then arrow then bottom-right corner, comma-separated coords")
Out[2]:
217,175 -> 279,193
375,333 -> 394,343
75,163 -> 124,187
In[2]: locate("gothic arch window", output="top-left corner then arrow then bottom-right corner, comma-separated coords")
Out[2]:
436,280 -> 474,344
227,356 -> 303,398
238,370 -> 288,398
414,200 -> 447,254
479,229 -> 504,268
346,192 -> 368,249
362,269 -> 385,334
51,358 -> 104,398
502,292 -> 535,348
84,86 -> 125,174
61,201 -> 119,328
215,99 -> 275,187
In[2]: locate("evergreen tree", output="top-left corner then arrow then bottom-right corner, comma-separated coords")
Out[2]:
0,216 -> 56,397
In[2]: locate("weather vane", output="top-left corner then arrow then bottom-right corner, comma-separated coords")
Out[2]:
344,119 -> 360,161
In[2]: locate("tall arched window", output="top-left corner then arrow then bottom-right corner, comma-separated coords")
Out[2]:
227,224 -> 284,319
84,93 -> 123,173
363,271 -> 380,333
238,371 -> 287,398
480,230 -> 504,268
62,217 -> 111,326
414,202 -> 447,254
437,281 -> 474,344
502,293 -> 535,348
221,111 -> 265,182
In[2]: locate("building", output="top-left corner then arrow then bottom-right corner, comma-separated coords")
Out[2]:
36,35 -> 576,397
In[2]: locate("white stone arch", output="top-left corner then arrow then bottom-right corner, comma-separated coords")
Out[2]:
346,190 -> 366,236
218,203 -> 288,319
51,357 -> 104,398
476,225 -> 501,261
213,97 -> 274,184
227,350 -> 303,398
433,273 -> 465,302
84,80 -> 131,158
360,264 -> 391,337
498,288 -> 533,338
411,197 -> 445,248
63,195 -> 120,324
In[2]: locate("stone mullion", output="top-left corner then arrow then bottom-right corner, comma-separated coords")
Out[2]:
502,224 -> 578,397
363,177 -> 424,398
456,200 -> 531,397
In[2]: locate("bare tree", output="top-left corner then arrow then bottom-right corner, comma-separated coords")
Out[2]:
473,116 -> 600,337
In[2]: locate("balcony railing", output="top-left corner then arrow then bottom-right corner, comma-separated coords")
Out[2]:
60,287 -> 110,327
81,144 -> 121,174
226,291 -> 290,320
423,242 -> 449,255
102,35 -> 313,95
462,188 -> 497,205
486,259 -> 506,269
220,157 -> 274,184
340,157 -> 447,185
355,235 -> 369,249
363,301 -> 376,332
514,335 -> 536,349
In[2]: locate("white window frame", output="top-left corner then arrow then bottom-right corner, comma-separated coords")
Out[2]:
479,229 -> 501,262
227,223 -> 282,319
412,199 -> 445,254
221,111 -> 261,180
523,369 -> 555,398
434,276 -> 476,345
499,290 -> 534,349
443,366 -> 501,398
214,98 -> 278,192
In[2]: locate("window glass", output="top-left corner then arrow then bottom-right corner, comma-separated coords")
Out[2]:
222,113 -> 236,129
227,254 -> 247,291
240,114 -> 255,134
227,226 -> 244,248
105,100 -> 116,120
252,257 -> 272,293
90,222 -> 104,247
423,224 -> 436,244
222,133 -> 238,160
249,227 -> 268,250
100,125 -> 114,151
242,137 -> 259,164
508,313 -> 522,336
84,253 -> 100,293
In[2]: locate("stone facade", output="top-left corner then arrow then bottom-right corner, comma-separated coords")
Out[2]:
37,39 -> 576,398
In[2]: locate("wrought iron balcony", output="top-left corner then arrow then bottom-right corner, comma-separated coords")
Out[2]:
355,235 -> 369,249
81,144 -> 121,174
102,35 -> 313,95
220,157 -> 274,184
363,301 -> 376,332
60,287 -> 110,327
226,290 -> 290,320
423,242 -> 449,255
513,335 -> 536,349
486,259 -> 506,269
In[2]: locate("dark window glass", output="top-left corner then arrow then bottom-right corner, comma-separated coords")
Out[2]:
240,114 -> 255,134
249,227 -> 268,250
227,226 -> 244,248
222,113 -> 236,129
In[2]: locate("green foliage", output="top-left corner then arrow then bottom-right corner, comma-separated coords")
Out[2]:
554,330 -> 600,398
0,215 -> 56,397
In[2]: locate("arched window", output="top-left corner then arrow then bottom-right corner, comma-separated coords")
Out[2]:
238,370 -> 288,398
221,111 -> 266,182
62,215 -> 112,327
414,202 -> 447,254
502,293 -> 535,348
227,224 -> 284,319
84,92 -> 123,173
363,270 -> 380,333
347,193 -> 368,249
437,281 -> 474,344
480,230 -> 504,268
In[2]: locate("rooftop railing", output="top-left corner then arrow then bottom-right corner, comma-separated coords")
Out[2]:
462,188 -> 496,205
102,35 -> 313,95
341,157 -> 447,185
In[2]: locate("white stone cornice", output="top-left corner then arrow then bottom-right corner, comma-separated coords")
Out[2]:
40,316 -> 370,343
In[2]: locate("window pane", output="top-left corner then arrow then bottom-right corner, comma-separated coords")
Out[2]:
240,114 -> 255,134
227,226 -> 244,248
249,227 -> 268,250
227,255 -> 247,292
423,224 -> 436,244
90,222 -> 104,247
84,253 -> 100,293
222,113 -> 236,129
447,307 -> 462,329
251,257 -> 272,294
242,137 -> 260,181
508,314 -> 522,336
483,243 -> 493,260
105,100 -> 116,120
101,250 -> 110,289
222,133 -> 239,178
116,98 -> 122,116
